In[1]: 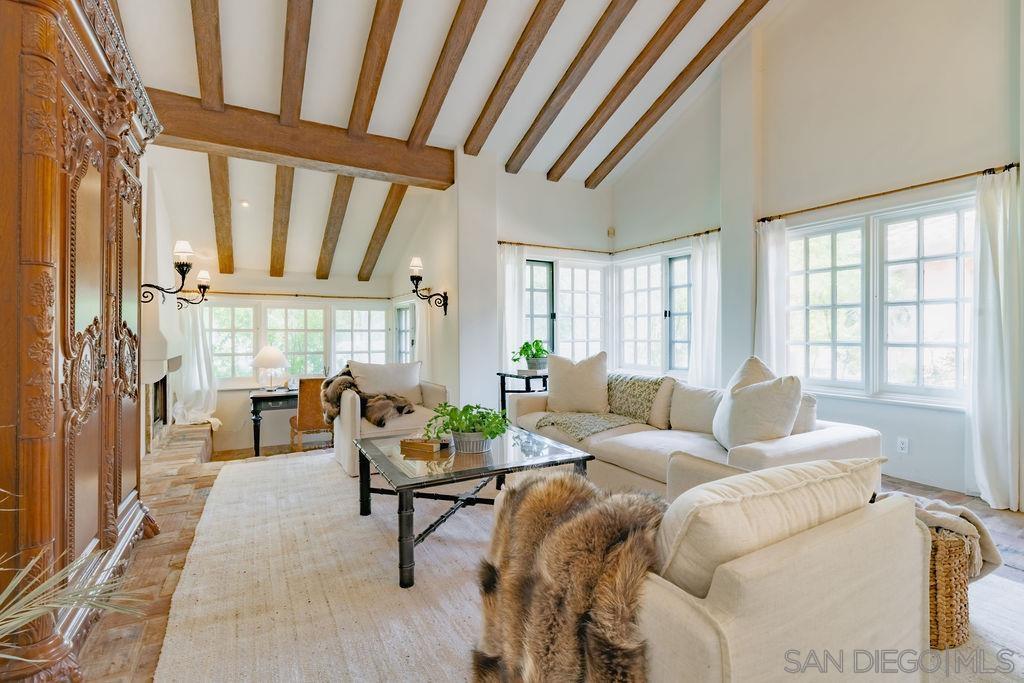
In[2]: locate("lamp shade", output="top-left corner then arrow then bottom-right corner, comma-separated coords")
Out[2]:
196,269 -> 211,285
409,256 -> 423,276
252,345 -> 287,369
172,240 -> 195,259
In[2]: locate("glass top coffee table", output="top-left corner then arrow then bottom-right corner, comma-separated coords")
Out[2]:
354,426 -> 593,588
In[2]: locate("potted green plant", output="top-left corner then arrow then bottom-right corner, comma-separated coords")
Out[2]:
424,403 -> 509,453
513,340 -> 549,371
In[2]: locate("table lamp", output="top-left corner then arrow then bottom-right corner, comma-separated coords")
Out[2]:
252,345 -> 287,390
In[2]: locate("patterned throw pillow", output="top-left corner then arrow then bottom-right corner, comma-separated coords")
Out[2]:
607,372 -> 670,424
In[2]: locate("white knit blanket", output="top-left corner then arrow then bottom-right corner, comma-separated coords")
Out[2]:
875,491 -> 1003,580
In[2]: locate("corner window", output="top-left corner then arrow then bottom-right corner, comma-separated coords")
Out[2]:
334,306 -> 387,369
556,265 -> 604,361
207,304 -> 256,381
667,255 -> 692,371
523,260 -> 554,351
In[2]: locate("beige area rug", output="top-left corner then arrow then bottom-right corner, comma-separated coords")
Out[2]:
155,451 -> 1024,682
154,452 -> 491,681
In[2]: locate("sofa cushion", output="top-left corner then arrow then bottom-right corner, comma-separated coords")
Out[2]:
517,412 -> 654,450
792,394 -> 818,434
348,360 -> 423,405
657,458 -> 882,598
590,431 -> 727,484
358,404 -> 434,438
649,377 -> 675,429
547,352 -> 608,414
669,382 -> 723,434
711,357 -> 802,449
606,372 -> 674,428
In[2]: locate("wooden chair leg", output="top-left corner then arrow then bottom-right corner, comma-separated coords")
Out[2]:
296,431 -> 303,452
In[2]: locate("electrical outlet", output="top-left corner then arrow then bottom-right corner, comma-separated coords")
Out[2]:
895,437 -> 909,455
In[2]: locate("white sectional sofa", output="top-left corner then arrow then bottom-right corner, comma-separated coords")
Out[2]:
508,387 -> 881,501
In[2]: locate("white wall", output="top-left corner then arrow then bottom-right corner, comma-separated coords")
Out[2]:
497,171 -> 613,250
612,79 -> 721,248
391,187 -> 461,401
760,0 -> 1019,217
610,0 -> 1020,492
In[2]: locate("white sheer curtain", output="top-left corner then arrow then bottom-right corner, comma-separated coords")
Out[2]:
753,218 -> 788,374
689,232 -> 721,387
497,244 -> 526,370
414,299 -> 433,380
171,305 -> 221,429
971,167 -> 1023,511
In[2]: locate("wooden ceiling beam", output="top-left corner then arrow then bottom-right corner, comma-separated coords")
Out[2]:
358,184 -> 408,282
585,0 -> 768,188
464,0 -> 565,156
407,0 -> 487,149
357,0 -> 484,282
547,0 -> 704,181
208,154 -> 234,274
280,0 -> 314,127
505,0 -> 637,174
349,0 -> 404,138
316,175 -> 355,280
189,0 -> 224,111
270,166 -> 295,277
149,89 -> 454,190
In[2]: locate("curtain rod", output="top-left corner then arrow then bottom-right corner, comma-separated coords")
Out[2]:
757,162 -> 1019,223
186,289 -> 392,301
497,226 -> 722,257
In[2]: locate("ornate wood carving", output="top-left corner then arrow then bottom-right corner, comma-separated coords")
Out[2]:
22,54 -> 58,158
25,274 -> 57,434
81,0 -> 161,140
1,2 -> 153,675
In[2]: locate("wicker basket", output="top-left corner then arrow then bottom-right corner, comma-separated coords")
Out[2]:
929,528 -> 970,649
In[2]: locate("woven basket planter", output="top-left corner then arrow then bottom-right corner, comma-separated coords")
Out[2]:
929,528 -> 970,649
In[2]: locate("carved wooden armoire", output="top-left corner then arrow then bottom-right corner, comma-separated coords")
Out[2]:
0,0 -> 160,678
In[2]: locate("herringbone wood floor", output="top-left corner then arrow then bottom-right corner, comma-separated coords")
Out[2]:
77,427 -> 1023,680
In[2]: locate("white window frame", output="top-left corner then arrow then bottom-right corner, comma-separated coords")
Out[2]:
331,301 -> 391,371
264,302 -> 330,378
874,198 -> 975,402
205,301 -> 259,389
395,303 -> 415,363
786,220 -> 868,391
554,260 -> 606,362
612,248 -> 691,377
787,193 -> 975,407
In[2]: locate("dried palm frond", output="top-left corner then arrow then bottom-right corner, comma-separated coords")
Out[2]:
0,487 -> 144,662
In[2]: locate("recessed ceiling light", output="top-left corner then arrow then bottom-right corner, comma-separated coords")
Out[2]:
239,200 -> 250,208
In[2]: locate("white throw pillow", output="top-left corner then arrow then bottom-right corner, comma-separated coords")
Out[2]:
348,360 -> 423,405
547,352 -> 609,414
711,357 -> 802,449
669,382 -> 724,434
791,394 -> 818,434
657,458 -> 883,598
648,377 -> 675,429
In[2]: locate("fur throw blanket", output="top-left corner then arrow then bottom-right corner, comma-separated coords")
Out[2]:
320,366 -> 415,428
473,472 -> 665,682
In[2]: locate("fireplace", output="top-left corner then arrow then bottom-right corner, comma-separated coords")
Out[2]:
153,375 -> 168,427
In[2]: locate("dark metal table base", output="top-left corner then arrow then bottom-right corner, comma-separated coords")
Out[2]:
358,452 -> 587,587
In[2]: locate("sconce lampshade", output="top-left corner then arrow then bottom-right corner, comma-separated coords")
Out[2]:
252,345 -> 287,369
409,256 -> 423,276
172,240 -> 195,260
196,269 -> 211,286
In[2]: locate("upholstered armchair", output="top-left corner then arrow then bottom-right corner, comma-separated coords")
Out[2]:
332,362 -> 447,476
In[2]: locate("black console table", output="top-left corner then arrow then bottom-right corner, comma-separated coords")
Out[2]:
249,389 -> 298,457
496,371 -> 549,412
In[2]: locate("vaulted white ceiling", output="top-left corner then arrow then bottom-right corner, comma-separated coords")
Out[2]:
122,0 -> 746,280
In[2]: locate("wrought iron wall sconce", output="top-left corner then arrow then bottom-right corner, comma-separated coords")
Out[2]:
409,257 -> 448,315
177,270 -> 211,309
142,241 -> 212,307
